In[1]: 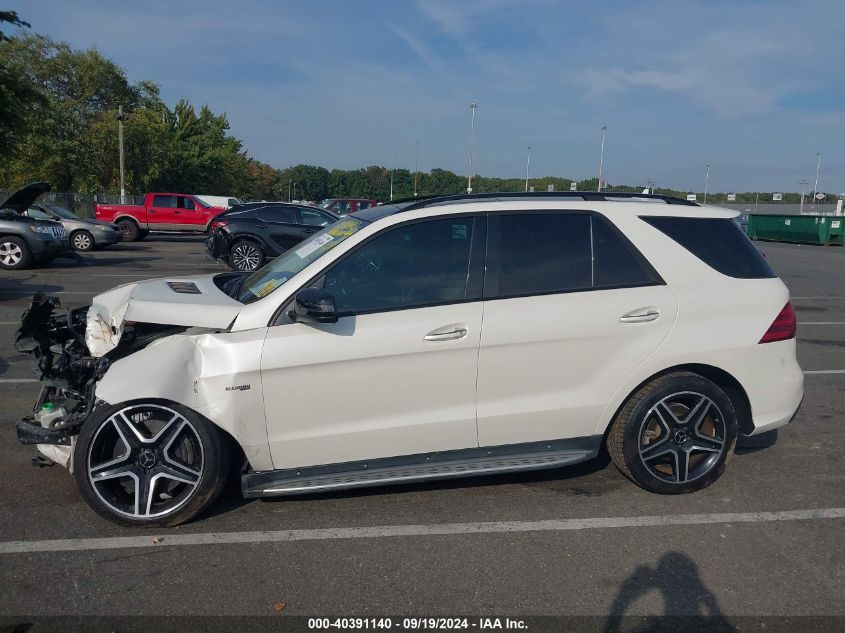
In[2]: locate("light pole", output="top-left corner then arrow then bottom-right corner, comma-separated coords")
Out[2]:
117,105 -> 127,201
812,152 -> 821,208
466,103 -> 478,194
703,163 -> 711,204
799,179 -> 809,214
597,125 -> 607,191
524,146 -> 532,192
412,139 -> 420,197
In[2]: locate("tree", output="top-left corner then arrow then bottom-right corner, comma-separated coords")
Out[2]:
0,11 -> 43,158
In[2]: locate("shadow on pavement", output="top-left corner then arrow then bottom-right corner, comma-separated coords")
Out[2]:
0,275 -> 64,302
603,552 -> 737,633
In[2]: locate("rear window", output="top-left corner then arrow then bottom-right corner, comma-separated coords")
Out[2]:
642,216 -> 775,279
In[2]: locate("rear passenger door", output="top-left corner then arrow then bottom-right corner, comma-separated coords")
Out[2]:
149,195 -> 176,229
475,211 -> 679,447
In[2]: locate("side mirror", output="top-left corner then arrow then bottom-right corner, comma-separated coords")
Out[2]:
289,287 -> 338,324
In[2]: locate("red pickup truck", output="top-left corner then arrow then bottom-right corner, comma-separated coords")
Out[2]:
95,193 -> 227,241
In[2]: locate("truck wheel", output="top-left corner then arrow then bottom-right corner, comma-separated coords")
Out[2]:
74,400 -> 231,527
606,372 -> 737,495
230,241 -> 265,271
116,219 -> 141,242
70,230 -> 95,251
0,236 -> 34,270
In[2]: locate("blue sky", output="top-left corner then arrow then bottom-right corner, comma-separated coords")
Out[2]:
16,0 -> 845,192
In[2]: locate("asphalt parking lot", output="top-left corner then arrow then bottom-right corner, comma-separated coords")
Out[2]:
0,236 -> 842,625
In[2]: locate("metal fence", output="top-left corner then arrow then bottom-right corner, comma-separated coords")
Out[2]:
0,191 -> 143,219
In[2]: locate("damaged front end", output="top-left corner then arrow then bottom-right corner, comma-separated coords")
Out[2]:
14,293 -> 184,469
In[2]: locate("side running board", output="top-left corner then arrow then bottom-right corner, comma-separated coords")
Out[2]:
242,437 -> 601,498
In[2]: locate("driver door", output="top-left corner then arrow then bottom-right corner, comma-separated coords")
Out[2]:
260,215 -> 484,470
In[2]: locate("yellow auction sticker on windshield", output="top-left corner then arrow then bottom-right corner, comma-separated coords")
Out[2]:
328,219 -> 361,238
255,278 -> 282,298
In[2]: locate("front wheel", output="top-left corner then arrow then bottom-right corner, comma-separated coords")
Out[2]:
607,372 -> 737,494
74,400 -> 231,527
0,236 -> 33,270
70,230 -> 95,251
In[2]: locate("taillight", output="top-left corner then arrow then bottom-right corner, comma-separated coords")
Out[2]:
209,220 -> 228,229
759,301 -> 796,343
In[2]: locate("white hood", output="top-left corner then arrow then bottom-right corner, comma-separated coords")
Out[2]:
85,274 -> 242,356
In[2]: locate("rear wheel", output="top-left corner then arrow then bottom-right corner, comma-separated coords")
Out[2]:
0,236 -> 33,270
70,230 -> 95,251
74,400 -> 231,527
230,240 -> 265,271
116,219 -> 141,242
607,372 -> 737,494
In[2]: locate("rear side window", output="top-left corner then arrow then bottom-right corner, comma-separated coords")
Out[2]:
487,214 -> 592,297
152,195 -> 173,208
592,215 -> 661,288
258,206 -> 297,223
642,216 -> 775,279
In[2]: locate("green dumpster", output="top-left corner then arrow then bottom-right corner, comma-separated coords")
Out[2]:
747,214 -> 843,245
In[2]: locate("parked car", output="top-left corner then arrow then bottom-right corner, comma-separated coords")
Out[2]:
205,203 -> 339,271
195,195 -> 244,209
319,198 -> 377,214
95,193 -> 226,241
25,204 -> 121,251
14,192 -> 802,527
0,182 -> 71,270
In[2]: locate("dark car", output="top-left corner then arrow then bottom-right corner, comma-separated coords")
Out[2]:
319,198 -> 378,214
205,203 -> 339,271
25,204 -> 122,251
0,182 -> 71,270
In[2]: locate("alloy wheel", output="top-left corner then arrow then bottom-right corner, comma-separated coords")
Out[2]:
73,232 -> 92,250
0,241 -> 23,266
87,404 -> 204,519
638,391 -> 726,484
231,243 -> 261,271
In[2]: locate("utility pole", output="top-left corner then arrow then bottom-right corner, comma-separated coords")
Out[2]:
812,152 -> 821,209
524,146 -> 532,192
799,179 -> 809,214
703,163 -> 711,204
597,125 -> 607,191
117,105 -> 127,202
412,140 -> 420,197
288,180 -> 292,202
467,103 -> 478,194
755,192 -> 759,213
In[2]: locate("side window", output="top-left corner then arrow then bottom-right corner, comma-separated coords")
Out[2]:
259,206 -> 297,223
592,215 -> 661,287
358,201 -> 372,211
152,195 -> 173,208
178,197 -> 196,210
27,208 -> 52,220
324,217 -> 475,315
487,213 -> 592,297
301,208 -> 334,227
643,216 -> 775,279
333,201 -> 350,214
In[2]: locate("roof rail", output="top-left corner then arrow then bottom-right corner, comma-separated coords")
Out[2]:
395,191 -> 699,212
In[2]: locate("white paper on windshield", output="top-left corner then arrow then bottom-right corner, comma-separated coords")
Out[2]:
295,233 -> 334,258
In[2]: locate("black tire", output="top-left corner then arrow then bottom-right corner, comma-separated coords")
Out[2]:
116,219 -> 141,242
74,399 -> 231,527
606,372 -> 737,494
229,240 -> 265,271
70,229 -> 95,251
0,236 -> 34,270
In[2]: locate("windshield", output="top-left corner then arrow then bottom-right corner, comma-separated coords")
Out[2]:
238,216 -> 368,303
45,205 -> 78,219
193,197 -> 211,208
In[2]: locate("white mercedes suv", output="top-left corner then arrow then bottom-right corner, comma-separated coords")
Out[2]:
14,192 -> 803,526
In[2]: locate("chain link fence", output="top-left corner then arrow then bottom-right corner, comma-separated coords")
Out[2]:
0,190 -> 143,219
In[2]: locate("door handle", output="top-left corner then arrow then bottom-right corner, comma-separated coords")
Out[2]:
620,309 -> 660,323
424,328 -> 468,341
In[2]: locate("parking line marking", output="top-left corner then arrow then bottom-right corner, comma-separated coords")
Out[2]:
0,378 -> 38,383
0,508 -> 842,555
804,370 -> 845,375
797,322 -> 845,325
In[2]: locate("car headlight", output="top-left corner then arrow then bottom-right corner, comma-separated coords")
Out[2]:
94,225 -> 111,231
28,224 -> 53,234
